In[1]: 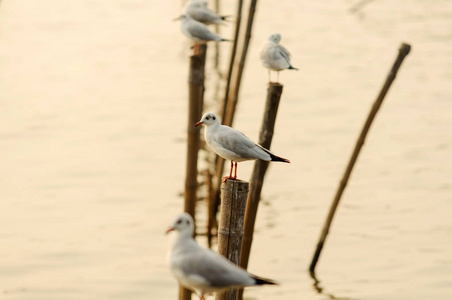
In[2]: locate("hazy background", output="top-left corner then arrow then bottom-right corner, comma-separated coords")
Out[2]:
1,0 -> 451,299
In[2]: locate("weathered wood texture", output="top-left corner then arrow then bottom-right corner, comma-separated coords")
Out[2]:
215,179 -> 249,300
238,83 -> 283,300
181,44 -> 207,300
309,43 -> 412,273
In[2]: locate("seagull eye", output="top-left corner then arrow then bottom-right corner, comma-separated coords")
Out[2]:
177,219 -> 182,224
206,116 -> 210,120
212,116 -> 216,120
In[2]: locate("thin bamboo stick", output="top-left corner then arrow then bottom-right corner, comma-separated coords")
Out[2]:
309,43 -> 411,273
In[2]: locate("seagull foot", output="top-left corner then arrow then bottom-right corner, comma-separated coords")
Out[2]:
222,176 -> 232,183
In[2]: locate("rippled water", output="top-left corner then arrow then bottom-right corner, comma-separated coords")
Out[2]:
1,0 -> 451,299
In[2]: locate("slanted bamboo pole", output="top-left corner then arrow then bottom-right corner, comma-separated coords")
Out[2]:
215,179 -> 249,300
208,0 -> 258,248
238,83 -> 284,300
181,44 -> 208,300
309,43 -> 411,273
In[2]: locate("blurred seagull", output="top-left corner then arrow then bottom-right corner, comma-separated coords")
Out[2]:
195,112 -> 290,182
166,213 -> 277,300
184,0 -> 230,25
174,14 -> 229,55
260,33 -> 298,83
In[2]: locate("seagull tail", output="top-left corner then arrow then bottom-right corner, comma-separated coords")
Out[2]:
252,275 -> 278,286
269,152 -> 290,163
220,38 -> 232,42
220,15 -> 233,21
289,65 -> 298,70
257,144 -> 290,163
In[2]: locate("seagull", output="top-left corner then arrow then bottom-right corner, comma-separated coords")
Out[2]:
166,213 -> 277,300
174,14 -> 229,55
184,0 -> 230,25
260,33 -> 298,83
195,112 -> 290,182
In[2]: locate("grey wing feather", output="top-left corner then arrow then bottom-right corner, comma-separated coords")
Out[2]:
216,129 -> 269,160
189,23 -> 221,41
278,45 -> 292,64
179,249 -> 254,287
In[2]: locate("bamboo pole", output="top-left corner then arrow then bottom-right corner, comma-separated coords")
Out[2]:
309,43 -> 411,273
215,179 -> 249,300
181,44 -> 208,300
208,0 -> 258,248
238,83 -> 284,300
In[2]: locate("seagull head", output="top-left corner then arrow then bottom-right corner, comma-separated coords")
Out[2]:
268,33 -> 281,44
195,112 -> 219,127
166,213 -> 195,235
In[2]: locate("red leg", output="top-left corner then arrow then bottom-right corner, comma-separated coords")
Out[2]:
233,162 -> 238,179
194,43 -> 199,55
222,161 -> 234,182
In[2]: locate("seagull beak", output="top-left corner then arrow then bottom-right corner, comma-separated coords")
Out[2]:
165,227 -> 175,234
195,121 -> 203,127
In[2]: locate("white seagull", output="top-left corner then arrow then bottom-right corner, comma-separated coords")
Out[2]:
260,33 -> 298,83
166,213 -> 277,300
195,112 -> 290,182
174,14 -> 229,55
184,0 -> 230,25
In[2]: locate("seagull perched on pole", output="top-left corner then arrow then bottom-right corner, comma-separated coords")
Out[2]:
260,33 -> 298,83
184,0 -> 230,25
195,112 -> 290,182
174,14 -> 229,55
166,213 -> 277,300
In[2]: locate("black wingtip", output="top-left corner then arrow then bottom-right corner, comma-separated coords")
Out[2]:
269,153 -> 290,163
220,15 -> 232,21
289,66 -> 299,70
253,275 -> 278,286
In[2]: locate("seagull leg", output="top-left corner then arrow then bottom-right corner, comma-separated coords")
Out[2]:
268,70 -> 271,83
194,43 -> 199,55
233,162 -> 238,179
277,71 -> 280,83
200,294 -> 205,300
222,161 -> 234,182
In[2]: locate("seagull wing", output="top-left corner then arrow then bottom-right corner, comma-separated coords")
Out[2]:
178,247 -> 255,288
214,127 -> 271,161
187,21 -> 221,41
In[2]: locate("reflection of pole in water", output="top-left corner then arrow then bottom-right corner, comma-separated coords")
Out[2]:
310,271 -> 356,300
309,43 -> 412,273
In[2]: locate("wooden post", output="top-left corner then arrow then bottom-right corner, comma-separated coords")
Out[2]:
238,83 -> 283,300
181,44 -> 207,300
215,179 -> 249,300
309,43 -> 411,273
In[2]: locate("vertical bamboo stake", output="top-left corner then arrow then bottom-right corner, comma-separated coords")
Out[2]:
208,0 -> 257,247
181,44 -> 208,300
238,83 -> 283,300
215,179 -> 249,300
309,43 -> 411,273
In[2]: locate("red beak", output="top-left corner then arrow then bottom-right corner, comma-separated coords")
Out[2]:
195,121 -> 203,127
165,227 -> 175,234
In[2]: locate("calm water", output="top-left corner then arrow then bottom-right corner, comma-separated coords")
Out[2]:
1,0 -> 451,299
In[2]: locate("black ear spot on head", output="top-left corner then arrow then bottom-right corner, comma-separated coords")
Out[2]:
212,116 -> 216,120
